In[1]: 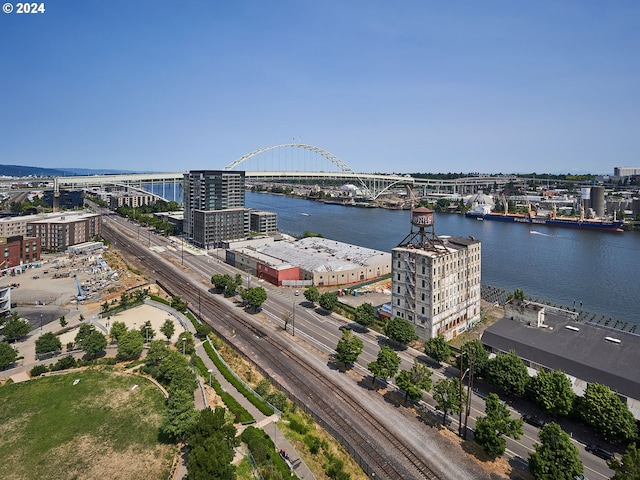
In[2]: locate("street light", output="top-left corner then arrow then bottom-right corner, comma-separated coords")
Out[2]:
292,301 -> 296,337
208,368 -> 213,386
145,325 -> 150,343
273,417 -> 278,450
182,338 -> 186,355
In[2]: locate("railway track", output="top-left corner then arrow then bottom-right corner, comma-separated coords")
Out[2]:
104,221 -> 445,480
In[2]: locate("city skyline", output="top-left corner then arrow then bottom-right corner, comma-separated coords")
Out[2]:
2,1 -> 639,175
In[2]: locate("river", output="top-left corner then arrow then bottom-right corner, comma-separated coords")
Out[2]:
246,191 -> 640,324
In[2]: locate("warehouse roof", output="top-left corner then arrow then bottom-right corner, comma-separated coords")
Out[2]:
482,314 -> 640,400
256,237 -> 390,273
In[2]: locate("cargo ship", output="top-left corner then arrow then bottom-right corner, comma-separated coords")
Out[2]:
465,205 -> 624,232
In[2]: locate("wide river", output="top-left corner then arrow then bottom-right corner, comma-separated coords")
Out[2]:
246,192 -> 640,324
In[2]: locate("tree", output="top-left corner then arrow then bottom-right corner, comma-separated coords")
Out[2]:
335,330 -> 364,368
176,331 -> 195,355
0,341 -> 18,369
146,340 -> 169,366
528,422 -> 583,480
117,329 -> 144,359
461,339 -> 489,378
368,345 -> 401,385
170,296 -> 188,313
119,291 -> 130,310
109,321 -> 128,342
211,273 -> 229,291
578,383 -> 638,443
74,323 -> 95,345
474,393 -> 523,457
139,320 -> 156,343
303,286 -> 320,305
608,443 -> 640,480
529,370 -> 575,416
59,316 -> 67,327
79,330 -> 107,358
160,319 -> 175,341
160,388 -> 198,441
224,274 -> 243,297
395,360 -> 432,403
318,292 -> 338,313
243,286 -> 267,312
432,377 -> 465,427
424,335 -> 451,365
353,302 -> 376,328
507,289 -> 526,301
383,317 -> 417,346
486,350 -> 529,397
35,332 -> 62,355
1,315 -> 31,341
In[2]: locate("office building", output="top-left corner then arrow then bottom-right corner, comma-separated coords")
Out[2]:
391,208 -> 481,340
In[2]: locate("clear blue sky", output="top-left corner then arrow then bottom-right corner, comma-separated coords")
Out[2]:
2,1 -> 638,175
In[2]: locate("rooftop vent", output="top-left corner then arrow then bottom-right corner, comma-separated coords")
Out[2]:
605,336 -> 621,344
565,325 -> 579,332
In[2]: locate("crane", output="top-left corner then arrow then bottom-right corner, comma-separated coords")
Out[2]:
73,274 -> 86,301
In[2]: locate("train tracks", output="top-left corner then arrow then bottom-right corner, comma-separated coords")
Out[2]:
104,221 -> 445,480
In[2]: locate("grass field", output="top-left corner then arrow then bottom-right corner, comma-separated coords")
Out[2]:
0,369 -> 174,480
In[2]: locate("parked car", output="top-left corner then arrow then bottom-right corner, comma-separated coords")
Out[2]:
522,414 -> 546,429
585,444 -> 613,461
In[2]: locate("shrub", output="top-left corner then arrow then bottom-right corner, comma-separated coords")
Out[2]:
289,419 -> 309,435
264,391 -> 288,412
255,379 -> 271,397
50,355 -> 77,372
304,434 -> 321,454
30,365 -> 48,377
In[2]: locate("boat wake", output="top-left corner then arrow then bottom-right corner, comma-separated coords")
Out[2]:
300,213 -> 311,216
530,230 -> 552,237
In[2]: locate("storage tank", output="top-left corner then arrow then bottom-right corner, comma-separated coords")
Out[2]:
581,187 -> 591,214
591,186 -> 605,217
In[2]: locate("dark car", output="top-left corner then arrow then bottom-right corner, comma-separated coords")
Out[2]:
586,444 -> 613,461
522,414 -> 546,429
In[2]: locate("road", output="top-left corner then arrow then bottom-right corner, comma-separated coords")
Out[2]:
100,209 -> 615,479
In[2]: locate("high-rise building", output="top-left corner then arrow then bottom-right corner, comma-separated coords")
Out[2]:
183,170 -> 249,249
391,208 -> 481,340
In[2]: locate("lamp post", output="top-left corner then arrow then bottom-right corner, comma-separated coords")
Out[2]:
208,368 -> 213,387
458,351 -> 470,438
273,417 -> 278,450
292,301 -> 296,337
40,313 -> 43,333
145,325 -> 150,343
463,356 -> 475,440
182,338 -> 186,355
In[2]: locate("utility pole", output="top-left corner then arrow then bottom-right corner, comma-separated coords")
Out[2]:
463,355 -> 474,440
292,301 -> 296,337
458,353 -> 464,437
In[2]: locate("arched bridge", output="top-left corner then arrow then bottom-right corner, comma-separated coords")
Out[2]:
51,143 -> 519,202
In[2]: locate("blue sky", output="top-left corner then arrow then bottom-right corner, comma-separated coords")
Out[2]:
2,1 -> 638,175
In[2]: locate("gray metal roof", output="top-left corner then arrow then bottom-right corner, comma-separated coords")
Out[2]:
482,314 -> 640,400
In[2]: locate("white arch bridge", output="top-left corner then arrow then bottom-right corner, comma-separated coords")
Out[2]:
52,143 -> 518,201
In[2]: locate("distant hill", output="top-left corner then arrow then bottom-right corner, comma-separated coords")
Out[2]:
0,165 -> 137,177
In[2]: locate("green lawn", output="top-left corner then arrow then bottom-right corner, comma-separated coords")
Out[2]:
0,370 -> 174,480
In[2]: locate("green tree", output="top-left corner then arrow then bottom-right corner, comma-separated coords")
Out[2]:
158,350 -> 192,386
507,289 -> 526,301
303,285 -> 320,304
432,377 -> 465,427
117,329 -> 144,359
528,422 -> 583,480
223,274 -> 243,297
35,332 -> 62,355
79,330 -> 107,358
608,443 -> 640,480
59,316 -> 67,327
353,302 -> 376,328
176,331 -> 195,355
119,291 -> 130,310
461,339 -> 489,378
334,330 -> 364,368
368,345 -> 401,385
145,340 -> 169,366
211,274 -> 229,291
160,388 -> 198,441
109,321 -> 128,342
170,296 -> 188,313
160,319 -> 175,341
0,341 -> 18,369
424,335 -> 451,365
383,317 -> 417,346
318,292 -> 338,312
578,383 -> 638,443
1,315 -> 31,341
474,393 -> 523,457
395,360 -> 432,403
529,370 -> 575,416
74,323 -> 95,345
139,320 -> 156,343
486,350 -> 529,397
243,286 -> 267,312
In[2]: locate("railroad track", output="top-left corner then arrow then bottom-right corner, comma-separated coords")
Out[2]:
104,221 -> 444,480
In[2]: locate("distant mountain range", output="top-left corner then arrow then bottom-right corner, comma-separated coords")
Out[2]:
0,165 -> 138,177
